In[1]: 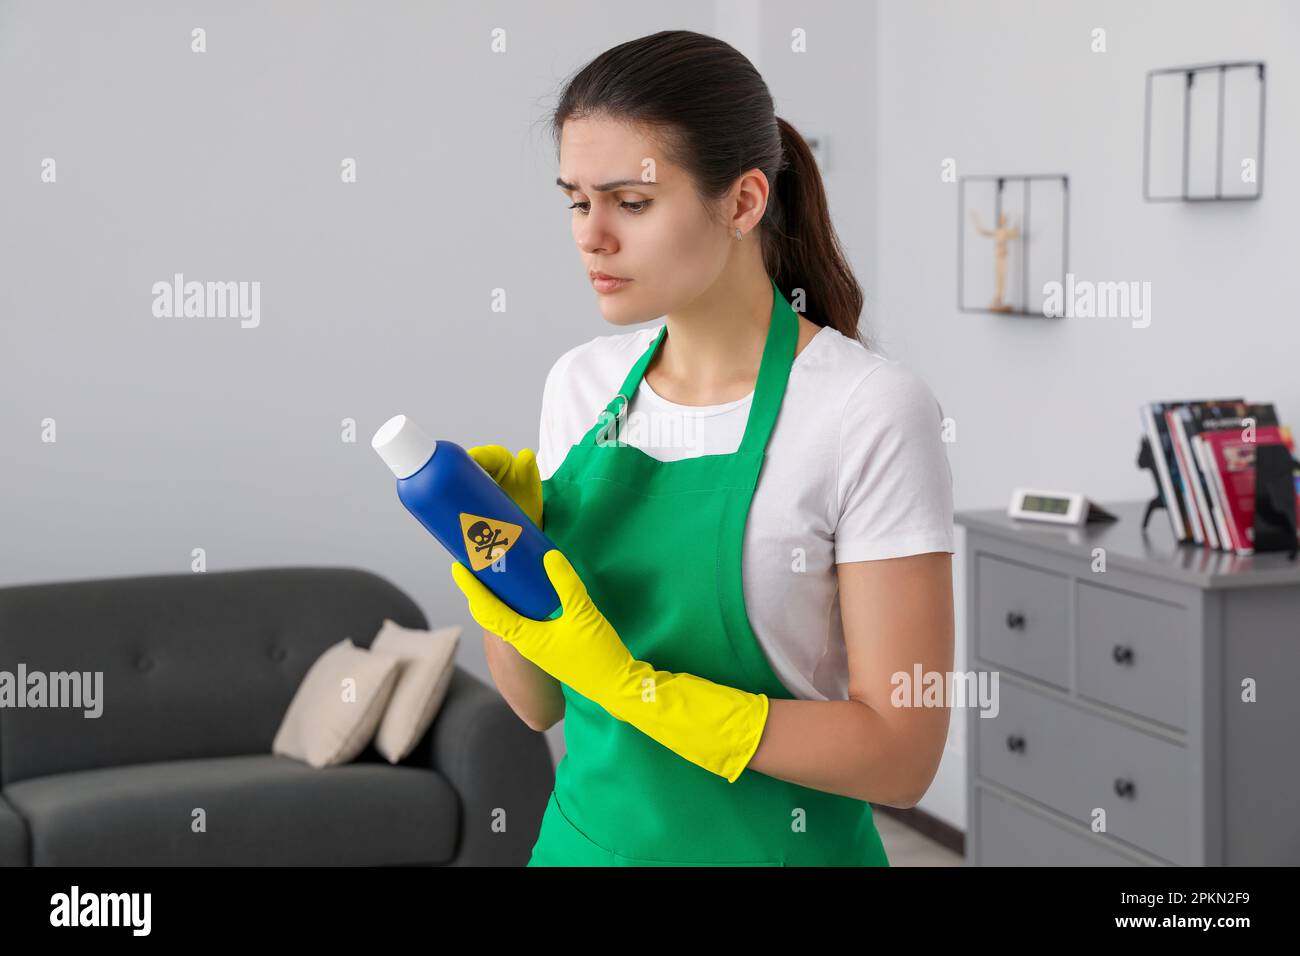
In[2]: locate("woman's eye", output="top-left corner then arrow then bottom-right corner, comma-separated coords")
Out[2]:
567,200 -> 651,214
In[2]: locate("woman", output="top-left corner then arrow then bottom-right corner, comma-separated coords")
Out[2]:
450,30 -> 955,867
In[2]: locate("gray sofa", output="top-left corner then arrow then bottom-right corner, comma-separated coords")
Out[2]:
0,566 -> 554,866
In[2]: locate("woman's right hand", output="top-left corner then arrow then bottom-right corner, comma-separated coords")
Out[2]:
467,444 -> 543,529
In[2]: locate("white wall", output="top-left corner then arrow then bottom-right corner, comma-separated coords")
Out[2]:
0,0 -> 714,699
875,0 -> 1300,828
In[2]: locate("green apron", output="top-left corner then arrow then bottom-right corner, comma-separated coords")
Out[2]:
529,277 -> 889,867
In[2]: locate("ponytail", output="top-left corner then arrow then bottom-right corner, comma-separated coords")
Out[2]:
766,117 -> 866,346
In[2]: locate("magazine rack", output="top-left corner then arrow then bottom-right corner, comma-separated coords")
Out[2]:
1254,444 -> 1299,560
1137,435 -> 1169,532
1138,434 -> 1299,559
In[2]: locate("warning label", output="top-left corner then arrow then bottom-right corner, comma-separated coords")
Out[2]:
459,512 -> 522,571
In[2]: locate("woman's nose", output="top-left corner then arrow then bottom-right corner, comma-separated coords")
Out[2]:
576,217 -> 616,254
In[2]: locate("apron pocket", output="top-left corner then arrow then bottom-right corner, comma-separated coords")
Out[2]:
542,793 -> 786,866
612,852 -> 785,867
530,791 -> 616,866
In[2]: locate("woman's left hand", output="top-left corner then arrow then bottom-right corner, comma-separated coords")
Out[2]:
452,548 -> 770,782
450,549 -> 638,702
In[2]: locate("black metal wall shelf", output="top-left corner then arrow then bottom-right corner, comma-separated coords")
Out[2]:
1143,60 -> 1265,202
957,174 -> 1070,318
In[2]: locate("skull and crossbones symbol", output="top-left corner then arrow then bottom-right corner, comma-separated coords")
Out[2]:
466,520 -> 509,562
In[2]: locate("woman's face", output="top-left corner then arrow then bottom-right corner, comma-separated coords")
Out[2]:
557,115 -> 733,326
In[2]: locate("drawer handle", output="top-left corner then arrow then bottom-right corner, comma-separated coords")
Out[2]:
1112,644 -> 1135,665
1005,611 -> 1026,630
1006,734 -> 1026,753
1113,777 -> 1137,799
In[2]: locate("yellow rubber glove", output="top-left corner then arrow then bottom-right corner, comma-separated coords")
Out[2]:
451,549 -> 769,783
467,445 -> 543,529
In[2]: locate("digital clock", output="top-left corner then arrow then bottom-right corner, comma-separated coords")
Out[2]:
1007,488 -> 1119,526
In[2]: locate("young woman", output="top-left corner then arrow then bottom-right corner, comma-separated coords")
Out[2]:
451,29 -> 955,867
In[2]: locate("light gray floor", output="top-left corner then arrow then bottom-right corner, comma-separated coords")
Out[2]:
877,813 -> 964,866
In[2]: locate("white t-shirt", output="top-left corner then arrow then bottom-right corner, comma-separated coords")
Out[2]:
536,322 -> 955,702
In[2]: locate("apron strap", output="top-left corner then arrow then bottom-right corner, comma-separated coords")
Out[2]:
738,278 -> 798,455
575,325 -> 666,449
578,276 -> 799,457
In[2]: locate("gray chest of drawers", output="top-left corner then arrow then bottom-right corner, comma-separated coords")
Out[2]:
957,500 -> 1300,866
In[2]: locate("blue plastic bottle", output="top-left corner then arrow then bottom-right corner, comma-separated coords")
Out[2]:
372,414 -> 563,621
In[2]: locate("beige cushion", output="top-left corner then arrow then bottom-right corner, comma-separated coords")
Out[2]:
372,618 -> 462,763
272,637 -> 402,768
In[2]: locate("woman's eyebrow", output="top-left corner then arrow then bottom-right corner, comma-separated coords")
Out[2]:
555,176 -> 658,191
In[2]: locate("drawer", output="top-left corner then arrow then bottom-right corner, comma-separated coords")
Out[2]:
1076,581 -> 1189,731
976,555 -> 1070,688
974,787 -> 1148,866
976,679 -> 1189,864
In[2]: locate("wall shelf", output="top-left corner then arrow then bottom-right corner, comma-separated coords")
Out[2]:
1143,60 -> 1266,202
957,174 -> 1070,318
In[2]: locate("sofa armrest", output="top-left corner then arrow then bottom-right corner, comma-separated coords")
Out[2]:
407,666 -> 554,866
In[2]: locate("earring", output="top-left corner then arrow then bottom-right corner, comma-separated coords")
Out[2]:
735,228 -> 742,240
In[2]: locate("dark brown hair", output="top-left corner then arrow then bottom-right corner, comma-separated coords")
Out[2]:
549,30 -> 867,347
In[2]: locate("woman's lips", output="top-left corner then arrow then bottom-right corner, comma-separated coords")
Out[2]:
591,274 -> 632,294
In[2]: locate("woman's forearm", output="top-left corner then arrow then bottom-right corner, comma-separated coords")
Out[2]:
482,627 -> 566,731
744,697 -> 948,808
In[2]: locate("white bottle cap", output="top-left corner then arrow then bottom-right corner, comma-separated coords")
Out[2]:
371,414 -> 438,479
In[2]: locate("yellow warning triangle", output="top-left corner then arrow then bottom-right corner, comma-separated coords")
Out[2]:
459,512 -> 523,571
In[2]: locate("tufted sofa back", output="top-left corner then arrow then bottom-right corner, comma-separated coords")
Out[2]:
0,566 -> 427,785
